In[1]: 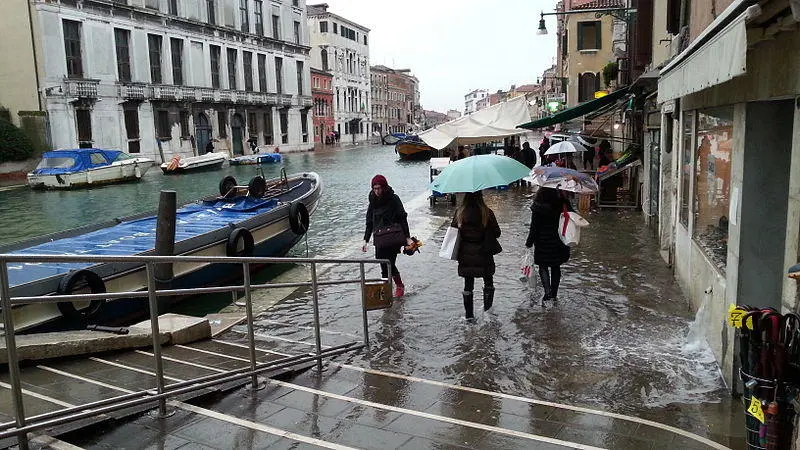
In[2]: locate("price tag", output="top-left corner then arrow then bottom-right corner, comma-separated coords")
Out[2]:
728,305 -> 745,328
748,396 -> 765,424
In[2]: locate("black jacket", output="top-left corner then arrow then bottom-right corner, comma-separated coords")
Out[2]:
363,187 -> 410,249
525,201 -> 570,266
451,208 -> 501,278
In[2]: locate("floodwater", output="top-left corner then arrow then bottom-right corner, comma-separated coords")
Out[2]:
0,143 -> 743,444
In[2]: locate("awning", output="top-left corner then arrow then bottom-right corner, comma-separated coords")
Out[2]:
658,1 -> 751,103
517,87 -> 630,130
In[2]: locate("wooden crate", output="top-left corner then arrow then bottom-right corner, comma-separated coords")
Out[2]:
363,281 -> 393,311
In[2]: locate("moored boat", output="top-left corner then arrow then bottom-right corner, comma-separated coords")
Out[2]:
396,137 -> 434,160
161,152 -> 227,174
229,153 -> 282,165
2,171 -> 322,332
382,133 -> 408,145
27,149 -> 154,189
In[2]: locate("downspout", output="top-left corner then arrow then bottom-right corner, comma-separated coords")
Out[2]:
26,1 -> 42,112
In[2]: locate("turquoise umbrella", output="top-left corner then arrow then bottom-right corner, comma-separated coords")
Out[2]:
429,154 -> 531,193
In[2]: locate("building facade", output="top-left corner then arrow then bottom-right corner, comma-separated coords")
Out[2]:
464,89 -> 488,115
370,65 -> 420,135
310,68 -> 333,145
446,109 -> 462,121
422,110 -> 448,129
0,0 -> 315,161
306,3 -> 371,143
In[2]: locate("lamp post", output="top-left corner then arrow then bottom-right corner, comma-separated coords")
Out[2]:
536,7 -> 637,35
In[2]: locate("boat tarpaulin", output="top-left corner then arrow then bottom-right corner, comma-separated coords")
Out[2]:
32,149 -> 124,175
418,96 -> 532,150
517,88 -> 630,130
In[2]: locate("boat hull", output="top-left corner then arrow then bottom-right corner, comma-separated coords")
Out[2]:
229,154 -> 282,165
27,160 -> 154,189
161,154 -> 228,174
396,141 -> 434,160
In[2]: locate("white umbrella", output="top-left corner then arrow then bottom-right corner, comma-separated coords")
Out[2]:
544,141 -> 586,155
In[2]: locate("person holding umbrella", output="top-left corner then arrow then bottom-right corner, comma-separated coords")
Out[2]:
525,187 -> 572,302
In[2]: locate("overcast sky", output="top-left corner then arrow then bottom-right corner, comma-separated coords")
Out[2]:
318,0 -> 559,113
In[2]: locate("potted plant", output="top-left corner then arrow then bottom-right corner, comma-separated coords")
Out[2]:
602,61 -> 619,89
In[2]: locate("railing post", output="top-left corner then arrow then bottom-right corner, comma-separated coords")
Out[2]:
0,261 -> 29,450
309,262 -> 323,372
145,263 -> 168,417
359,262 -> 369,347
242,262 -> 259,390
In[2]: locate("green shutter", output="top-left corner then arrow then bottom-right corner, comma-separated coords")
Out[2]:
596,21 -> 602,50
577,23 -> 584,50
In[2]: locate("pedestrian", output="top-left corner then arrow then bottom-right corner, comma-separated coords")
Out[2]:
451,191 -> 501,321
521,142 -> 537,169
538,136 -> 551,164
598,140 -> 612,167
361,174 -> 414,298
205,140 -> 214,153
525,187 -> 572,302
582,142 -> 596,170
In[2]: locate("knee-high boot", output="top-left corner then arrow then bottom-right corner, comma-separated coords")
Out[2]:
538,266 -> 552,301
551,267 -> 561,300
483,287 -> 495,311
463,291 -> 474,320
392,274 -> 404,298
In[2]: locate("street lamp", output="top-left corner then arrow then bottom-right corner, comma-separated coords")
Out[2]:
536,6 -> 637,35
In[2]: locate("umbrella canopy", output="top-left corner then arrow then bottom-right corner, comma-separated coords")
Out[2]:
544,141 -> 586,155
430,154 -> 530,193
529,166 -> 599,194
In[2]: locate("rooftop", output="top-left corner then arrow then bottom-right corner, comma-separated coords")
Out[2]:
571,0 -> 624,10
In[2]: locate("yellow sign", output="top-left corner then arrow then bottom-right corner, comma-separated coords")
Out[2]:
594,90 -> 609,99
748,396 -> 765,424
728,305 -> 745,328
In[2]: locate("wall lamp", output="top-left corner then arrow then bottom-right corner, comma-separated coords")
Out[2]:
537,7 -> 638,35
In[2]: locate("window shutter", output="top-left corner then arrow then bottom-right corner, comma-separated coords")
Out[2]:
596,21 -> 602,50
578,75 -> 584,102
595,72 -> 601,92
577,23 -> 584,50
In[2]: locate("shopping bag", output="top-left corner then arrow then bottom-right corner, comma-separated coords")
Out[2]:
438,226 -> 460,260
558,211 -> 590,247
520,250 -> 534,283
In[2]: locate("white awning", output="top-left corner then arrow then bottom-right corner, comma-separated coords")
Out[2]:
658,6 -> 749,103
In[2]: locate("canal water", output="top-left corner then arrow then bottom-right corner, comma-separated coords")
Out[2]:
0,143 -> 741,444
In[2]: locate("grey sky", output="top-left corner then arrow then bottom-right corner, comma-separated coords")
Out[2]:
317,0 -> 558,113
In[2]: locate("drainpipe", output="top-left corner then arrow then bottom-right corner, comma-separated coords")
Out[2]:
26,1 -> 42,112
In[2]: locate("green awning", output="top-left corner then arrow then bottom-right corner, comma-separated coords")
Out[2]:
518,87 -> 630,130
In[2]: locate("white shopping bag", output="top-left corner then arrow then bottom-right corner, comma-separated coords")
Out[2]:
438,226 -> 460,260
558,211 -> 590,247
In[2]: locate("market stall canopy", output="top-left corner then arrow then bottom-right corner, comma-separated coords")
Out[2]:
417,96 -> 532,150
517,87 -> 630,130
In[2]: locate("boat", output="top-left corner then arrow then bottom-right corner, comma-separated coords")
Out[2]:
395,136 -> 434,160
27,149 -> 155,189
229,153 -> 282,165
382,133 -> 408,145
161,152 -> 227,174
2,171 -> 322,332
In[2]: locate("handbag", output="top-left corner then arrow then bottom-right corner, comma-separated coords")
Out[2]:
373,223 -> 406,249
483,232 -> 502,255
438,226 -> 460,260
558,209 -> 590,247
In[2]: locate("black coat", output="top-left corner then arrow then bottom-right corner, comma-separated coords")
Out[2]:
363,187 -> 410,252
452,208 -> 501,278
525,201 -> 570,266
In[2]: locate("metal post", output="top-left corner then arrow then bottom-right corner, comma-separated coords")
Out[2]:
242,262 -> 259,390
0,261 -> 28,450
359,262 -> 369,346
309,262 -> 323,372
145,263 -> 167,417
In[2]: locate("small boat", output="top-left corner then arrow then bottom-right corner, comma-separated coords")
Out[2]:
2,171 -> 321,332
161,152 -> 227,174
27,149 -> 154,189
382,133 -> 408,145
396,136 -> 434,160
229,153 -> 282,165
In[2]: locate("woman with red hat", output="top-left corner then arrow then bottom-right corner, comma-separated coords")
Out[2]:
362,174 -> 413,297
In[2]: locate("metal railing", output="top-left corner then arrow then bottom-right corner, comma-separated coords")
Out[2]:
0,254 -> 391,449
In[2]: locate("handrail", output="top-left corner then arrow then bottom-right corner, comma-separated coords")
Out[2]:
0,253 -> 392,449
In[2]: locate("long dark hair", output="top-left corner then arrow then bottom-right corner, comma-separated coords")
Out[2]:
457,191 -> 490,227
534,187 -> 563,210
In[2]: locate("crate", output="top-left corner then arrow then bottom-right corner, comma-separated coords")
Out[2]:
363,280 -> 392,311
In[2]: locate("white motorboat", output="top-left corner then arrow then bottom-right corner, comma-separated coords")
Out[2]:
27,149 -> 154,189
161,152 -> 227,174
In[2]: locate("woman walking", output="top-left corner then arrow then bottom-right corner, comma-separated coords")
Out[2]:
452,191 -> 502,320
362,175 -> 413,298
525,187 -> 571,302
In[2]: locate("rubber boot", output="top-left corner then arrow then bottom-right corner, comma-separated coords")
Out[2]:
392,275 -> 405,298
551,267 -> 561,301
538,266 -> 552,302
463,291 -> 474,321
483,287 -> 495,312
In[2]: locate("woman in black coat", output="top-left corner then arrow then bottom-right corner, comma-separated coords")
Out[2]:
451,191 -> 501,320
362,174 -> 413,297
525,187 -> 571,302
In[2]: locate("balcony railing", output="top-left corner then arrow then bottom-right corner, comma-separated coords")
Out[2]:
118,83 -> 147,100
265,93 -> 278,105
180,86 -> 197,101
65,78 -> 100,98
280,94 -> 293,106
248,92 -> 266,104
153,85 -> 178,100
200,88 -> 215,102
300,95 -> 313,107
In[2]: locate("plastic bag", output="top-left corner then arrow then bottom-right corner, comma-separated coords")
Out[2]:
438,226 -> 460,260
558,211 -> 590,247
520,250 -> 534,285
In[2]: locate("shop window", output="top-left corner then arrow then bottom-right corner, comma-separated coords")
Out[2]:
693,107 -> 734,273
679,111 -> 694,228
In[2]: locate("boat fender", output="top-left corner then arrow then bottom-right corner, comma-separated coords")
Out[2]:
56,270 -> 106,323
289,202 -> 310,235
248,176 -> 267,198
219,176 -> 238,198
227,227 -> 254,257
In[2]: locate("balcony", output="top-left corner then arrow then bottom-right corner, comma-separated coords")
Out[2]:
279,94 -> 293,106
65,78 -> 100,98
200,88 -> 214,102
118,83 -> 147,100
247,92 -> 266,104
300,95 -> 313,107
153,85 -> 178,100
265,93 -> 278,105
180,86 -> 197,101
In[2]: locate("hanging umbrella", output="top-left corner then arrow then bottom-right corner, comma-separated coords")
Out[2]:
544,141 -> 586,155
429,154 -> 530,193
529,166 -> 599,194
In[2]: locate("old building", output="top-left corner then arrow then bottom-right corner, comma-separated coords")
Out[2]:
422,109 -> 449,129
446,109 -> 462,121
306,3 -> 371,144
464,89 -> 488,115
370,65 -> 420,135
310,67 -> 333,146
0,0 -> 315,160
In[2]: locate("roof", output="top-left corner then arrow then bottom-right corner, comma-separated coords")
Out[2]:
306,4 -> 371,32
571,0 -> 624,10
515,84 -> 540,92
310,67 -> 333,76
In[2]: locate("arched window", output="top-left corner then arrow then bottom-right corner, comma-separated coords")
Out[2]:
578,72 -> 600,103
321,49 -> 329,71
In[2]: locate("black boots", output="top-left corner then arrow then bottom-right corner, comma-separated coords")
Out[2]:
483,287 -> 495,311
463,291 -> 474,320
550,268 -> 561,300
538,266 -> 552,302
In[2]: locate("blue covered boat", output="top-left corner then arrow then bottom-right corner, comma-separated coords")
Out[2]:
3,171 -> 321,332
229,153 -> 282,165
382,133 -> 408,145
27,149 -> 155,189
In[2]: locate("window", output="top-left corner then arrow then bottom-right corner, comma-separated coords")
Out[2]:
577,21 -> 601,50
239,0 -> 249,33
170,38 -> 183,85
275,57 -> 283,94
156,110 -> 170,139
218,110 -> 227,137
263,109 -> 273,144
254,0 -> 263,36
319,21 -> 328,33
279,109 -> 288,144
313,76 -> 319,89
63,20 -> 83,78
76,108 -> 92,147
248,112 -> 257,137
294,21 -> 301,44
168,0 -> 178,15
301,110 -> 308,143
145,0 -> 159,9
243,51 -> 253,91
693,107 -> 734,273
90,152 -> 108,165
124,107 -> 140,153
364,35 -> 367,45
292,0 -> 298,6
680,110 -> 695,228
296,61 -> 304,96
210,45 -> 221,88
257,54 -> 267,92
207,0 -> 216,25
577,72 -> 599,103
114,28 -> 131,82
227,48 -> 237,89
148,34 -> 163,84
332,22 -> 337,34
321,48 -> 328,71
272,14 -> 280,39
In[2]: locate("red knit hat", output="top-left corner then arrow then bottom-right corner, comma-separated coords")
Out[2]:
371,174 -> 388,187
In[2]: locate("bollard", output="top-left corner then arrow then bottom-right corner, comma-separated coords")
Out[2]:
153,190 -> 177,284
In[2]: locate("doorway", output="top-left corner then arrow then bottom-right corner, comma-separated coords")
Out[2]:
196,113 -> 211,154
231,113 -> 244,156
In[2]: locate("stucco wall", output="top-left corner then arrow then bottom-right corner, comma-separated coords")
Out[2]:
565,13 -> 617,107
689,0 -> 737,41
0,1 -> 42,126
651,0 -> 671,68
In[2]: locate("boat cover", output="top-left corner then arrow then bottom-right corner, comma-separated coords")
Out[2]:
7,197 -> 278,288
32,149 -> 124,175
